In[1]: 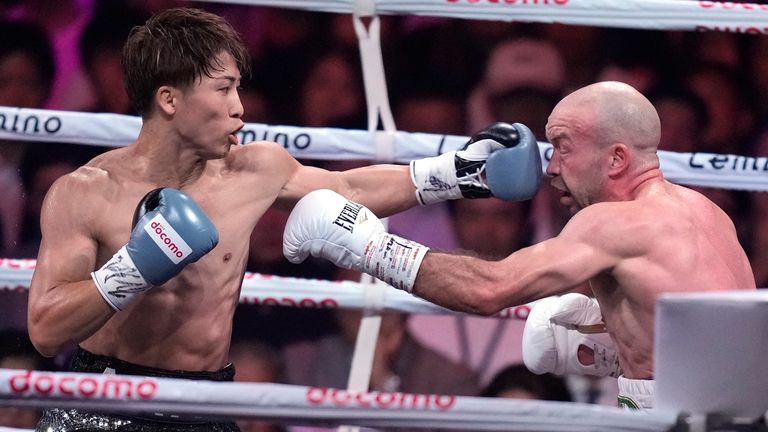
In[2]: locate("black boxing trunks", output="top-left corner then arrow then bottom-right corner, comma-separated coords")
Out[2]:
35,346 -> 240,432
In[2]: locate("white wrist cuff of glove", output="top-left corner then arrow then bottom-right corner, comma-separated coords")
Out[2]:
409,152 -> 461,205
91,245 -> 151,311
362,233 -> 429,293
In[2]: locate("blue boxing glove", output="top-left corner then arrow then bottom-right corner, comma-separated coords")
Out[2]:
410,122 -> 541,204
486,122 -> 543,201
91,188 -> 219,311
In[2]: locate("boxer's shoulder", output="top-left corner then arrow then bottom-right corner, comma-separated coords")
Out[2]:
44,154 -> 132,225
164,143 -> 298,203
77,147 -> 140,187
48,164 -> 110,202
224,140 -> 298,177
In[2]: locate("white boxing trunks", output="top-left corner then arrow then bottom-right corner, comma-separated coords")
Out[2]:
617,376 -> 655,410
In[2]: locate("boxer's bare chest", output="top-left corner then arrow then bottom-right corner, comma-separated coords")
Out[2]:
93,170 -> 275,280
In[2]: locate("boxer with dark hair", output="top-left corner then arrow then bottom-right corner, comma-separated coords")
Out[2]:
27,8 -> 539,430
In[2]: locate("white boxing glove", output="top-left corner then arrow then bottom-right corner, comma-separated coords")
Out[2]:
522,293 -> 622,378
283,189 -> 429,292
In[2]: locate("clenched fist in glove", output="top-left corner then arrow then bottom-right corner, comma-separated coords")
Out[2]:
283,189 -> 429,292
522,293 -> 622,378
91,188 -> 219,311
409,122 -> 542,204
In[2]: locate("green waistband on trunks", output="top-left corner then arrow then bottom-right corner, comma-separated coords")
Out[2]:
618,395 -> 641,409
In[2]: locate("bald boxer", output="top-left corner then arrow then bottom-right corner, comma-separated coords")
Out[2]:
284,81 -> 756,409
26,8 -> 540,431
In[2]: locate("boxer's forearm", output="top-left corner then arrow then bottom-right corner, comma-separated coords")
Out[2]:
338,164 -> 418,216
412,252 -> 513,316
28,279 -> 115,357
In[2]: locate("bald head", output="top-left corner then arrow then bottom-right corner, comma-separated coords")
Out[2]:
556,81 -> 661,156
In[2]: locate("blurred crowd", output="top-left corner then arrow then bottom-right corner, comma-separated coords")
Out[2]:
1,0 -> 768,429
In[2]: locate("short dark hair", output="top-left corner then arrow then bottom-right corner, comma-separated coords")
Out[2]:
122,8 -> 251,117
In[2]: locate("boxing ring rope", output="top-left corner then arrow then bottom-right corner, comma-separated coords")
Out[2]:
0,259 -> 534,319
198,0 -> 768,33
2,106 -> 767,192
0,369 -> 680,431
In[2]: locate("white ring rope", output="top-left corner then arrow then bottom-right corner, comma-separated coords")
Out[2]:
0,368 -> 680,431
347,11 -> 394,415
1,106 -> 766,192
0,259 -> 534,319
193,0 -> 768,33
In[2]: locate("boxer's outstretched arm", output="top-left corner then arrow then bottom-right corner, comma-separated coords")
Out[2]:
411,245 -> 579,315
283,190 -> 617,309
411,217 -> 617,315
240,139 -> 410,216
28,172 -> 115,357
274,151 -> 417,217
275,122 -> 540,216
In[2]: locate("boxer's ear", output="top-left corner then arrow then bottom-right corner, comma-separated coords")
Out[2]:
156,86 -> 176,115
607,143 -> 629,176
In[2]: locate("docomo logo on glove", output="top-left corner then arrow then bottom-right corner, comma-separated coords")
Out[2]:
8,370 -> 158,400
144,214 -> 192,264
306,387 -> 456,410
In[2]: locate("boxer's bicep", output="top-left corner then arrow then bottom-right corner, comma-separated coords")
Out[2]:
500,235 -> 615,304
278,161 -> 415,217
32,174 -> 99,291
28,174 -> 108,355
276,162 -> 345,210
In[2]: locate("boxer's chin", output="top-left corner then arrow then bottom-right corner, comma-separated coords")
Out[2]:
559,192 -> 574,207
559,194 -> 581,215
